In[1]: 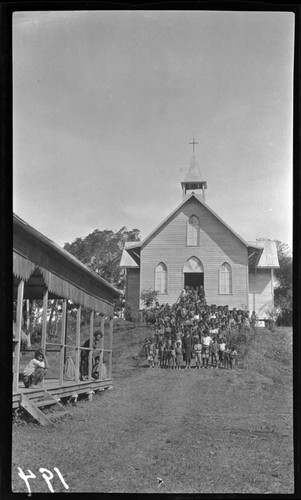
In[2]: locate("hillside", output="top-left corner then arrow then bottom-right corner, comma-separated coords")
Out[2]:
12,324 -> 294,494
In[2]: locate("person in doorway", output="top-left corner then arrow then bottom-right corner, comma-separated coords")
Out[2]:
23,348 -> 49,388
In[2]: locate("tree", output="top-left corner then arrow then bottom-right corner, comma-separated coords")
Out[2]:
273,240 -> 292,326
64,226 -> 140,289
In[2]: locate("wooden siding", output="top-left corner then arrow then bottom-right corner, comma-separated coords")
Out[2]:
126,268 -> 140,310
140,198 -> 249,309
248,269 -> 273,318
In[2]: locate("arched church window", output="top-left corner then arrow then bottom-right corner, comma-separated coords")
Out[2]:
155,262 -> 167,294
219,262 -> 232,294
187,215 -> 200,246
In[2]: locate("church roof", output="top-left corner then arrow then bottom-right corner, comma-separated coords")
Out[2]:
247,240 -> 280,268
140,193 -> 249,248
120,241 -> 141,268
120,194 -> 279,270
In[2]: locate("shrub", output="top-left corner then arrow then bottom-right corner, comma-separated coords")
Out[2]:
140,289 -> 158,308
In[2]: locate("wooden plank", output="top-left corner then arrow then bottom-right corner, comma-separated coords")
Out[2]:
41,288 -> 49,389
108,317 -> 113,378
20,394 -> 55,427
13,280 -> 24,392
13,379 -> 113,408
59,299 -> 67,385
36,391 -> 69,414
75,305 -> 81,383
99,315 -> 105,380
88,310 -> 94,379
35,399 -> 59,408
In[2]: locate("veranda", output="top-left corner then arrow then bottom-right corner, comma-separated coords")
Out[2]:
13,214 -> 121,415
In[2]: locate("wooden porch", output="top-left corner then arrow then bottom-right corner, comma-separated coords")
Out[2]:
13,377 -> 113,409
13,214 -> 121,422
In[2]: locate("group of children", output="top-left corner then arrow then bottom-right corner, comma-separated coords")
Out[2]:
140,286 -> 257,371
143,330 -> 238,371
143,288 -> 257,336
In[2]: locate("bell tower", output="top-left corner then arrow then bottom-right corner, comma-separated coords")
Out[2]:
181,138 -> 207,201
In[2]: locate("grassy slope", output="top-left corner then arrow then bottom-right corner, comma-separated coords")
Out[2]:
12,324 -> 294,494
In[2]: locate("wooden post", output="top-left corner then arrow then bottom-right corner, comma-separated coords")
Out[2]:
75,305 -> 81,383
99,315 -> 105,380
88,310 -> 94,379
59,299 -> 67,385
26,299 -> 30,330
64,302 -> 68,364
13,280 -> 24,392
108,316 -> 113,379
41,288 -> 48,389
246,266 -> 249,312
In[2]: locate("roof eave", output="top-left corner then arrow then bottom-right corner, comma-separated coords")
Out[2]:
13,213 -> 121,298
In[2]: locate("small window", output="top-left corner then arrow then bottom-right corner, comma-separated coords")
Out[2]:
155,262 -> 167,294
187,215 -> 200,246
219,262 -> 232,294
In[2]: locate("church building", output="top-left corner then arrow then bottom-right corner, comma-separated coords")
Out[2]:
120,146 -> 279,318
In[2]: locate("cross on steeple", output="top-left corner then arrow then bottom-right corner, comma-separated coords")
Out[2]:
189,137 -> 198,154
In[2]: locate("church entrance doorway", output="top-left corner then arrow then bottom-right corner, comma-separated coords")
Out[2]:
184,272 -> 204,289
183,256 -> 204,291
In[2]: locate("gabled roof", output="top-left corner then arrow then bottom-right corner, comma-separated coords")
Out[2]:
140,193 -> 249,248
120,196 -> 279,270
119,241 -> 141,268
247,240 -> 280,268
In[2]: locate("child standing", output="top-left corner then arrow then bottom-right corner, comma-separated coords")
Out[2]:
211,337 -> 219,369
194,340 -> 203,369
175,342 -> 183,369
153,345 -> 160,369
148,340 -> 155,368
169,344 -> 176,369
159,341 -> 166,368
229,346 -> 238,369
218,338 -> 226,369
201,329 -> 212,369
224,345 -> 231,369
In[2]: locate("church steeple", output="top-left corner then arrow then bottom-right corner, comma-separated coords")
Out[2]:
181,139 -> 207,201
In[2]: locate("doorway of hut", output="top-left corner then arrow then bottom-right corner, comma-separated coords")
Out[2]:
184,272 -> 204,290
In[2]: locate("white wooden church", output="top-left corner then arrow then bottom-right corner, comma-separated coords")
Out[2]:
120,147 -> 279,318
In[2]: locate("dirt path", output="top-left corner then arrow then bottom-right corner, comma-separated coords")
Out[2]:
12,327 -> 294,494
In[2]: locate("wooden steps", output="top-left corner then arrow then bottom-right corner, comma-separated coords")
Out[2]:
20,390 -> 70,427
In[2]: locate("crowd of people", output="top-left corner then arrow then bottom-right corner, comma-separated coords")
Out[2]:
142,286 -> 258,370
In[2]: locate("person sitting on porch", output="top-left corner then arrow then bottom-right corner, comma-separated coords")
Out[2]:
23,348 -> 49,388
80,330 -> 103,380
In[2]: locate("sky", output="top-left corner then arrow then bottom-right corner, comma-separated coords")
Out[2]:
13,10 -> 294,250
